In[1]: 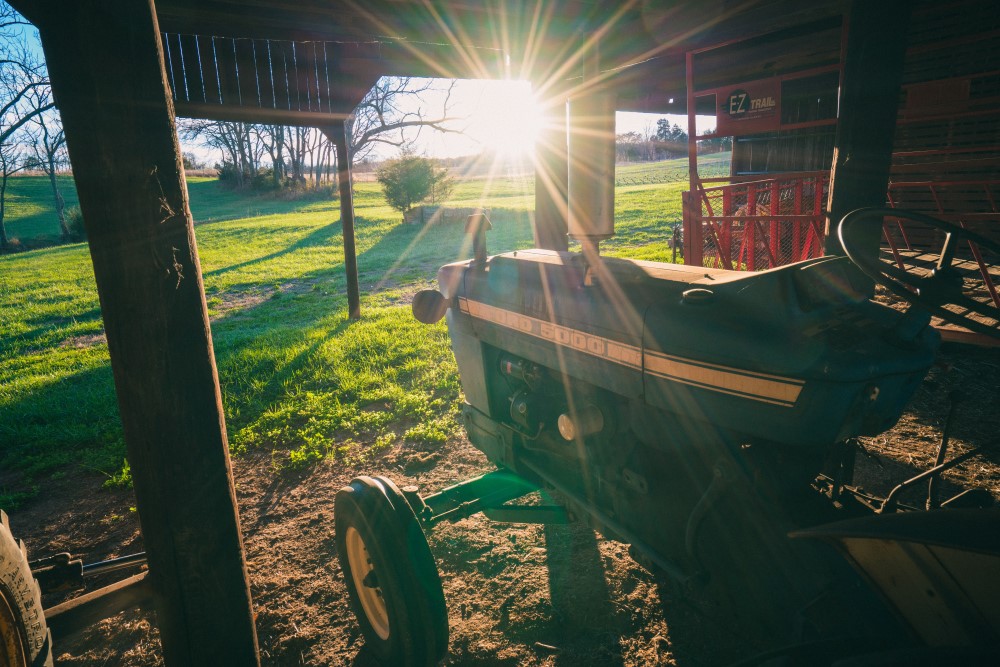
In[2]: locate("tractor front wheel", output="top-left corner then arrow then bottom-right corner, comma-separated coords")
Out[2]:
335,476 -> 448,666
0,510 -> 52,667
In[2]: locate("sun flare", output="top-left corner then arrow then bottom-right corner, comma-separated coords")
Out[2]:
465,81 -> 544,158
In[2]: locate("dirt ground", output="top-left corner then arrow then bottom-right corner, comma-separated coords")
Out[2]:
5,342 -> 999,667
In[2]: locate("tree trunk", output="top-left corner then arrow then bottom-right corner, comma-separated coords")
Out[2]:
0,176 -> 8,249
274,127 -> 286,181
47,157 -> 68,238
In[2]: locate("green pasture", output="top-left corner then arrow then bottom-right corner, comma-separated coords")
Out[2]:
616,151 -> 730,186
0,158 -> 691,503
1,175 -> 80,242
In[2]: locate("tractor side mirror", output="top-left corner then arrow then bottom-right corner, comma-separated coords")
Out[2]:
412,289 -> 450,324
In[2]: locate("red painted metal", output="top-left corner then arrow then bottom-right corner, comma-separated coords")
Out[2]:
886,180 -> 1000,309
685,172 -> 831,270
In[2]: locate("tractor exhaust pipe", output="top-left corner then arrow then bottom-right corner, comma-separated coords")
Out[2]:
567,90 -> 617,245
568,42 -> 616,247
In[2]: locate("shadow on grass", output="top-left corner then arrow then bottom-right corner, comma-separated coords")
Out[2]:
187,179 -> 339,226
2,204 -> 531,486
0,363 -> 121,478
204,221 -> 343,279
1,176 -> 79,242
352,206 -> 533,284
1,309 -> 101,353
0,283 -> 355,488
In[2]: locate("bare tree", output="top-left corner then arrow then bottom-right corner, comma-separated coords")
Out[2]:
178,77 -> 462,188
286,126 -> 310,184
256,124 -> 288,185
642,121 -> 658,161
0,4 -> 52,249
348,77 -> 460,162
28,104 -> 68,238
0,137 -> 27,248
616,131 -> 644,163
180,119 -> 266,188
0,6 -> 51,145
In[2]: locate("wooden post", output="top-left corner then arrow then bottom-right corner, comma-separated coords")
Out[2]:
323,122 -> 362,319
681,190 -> 704,266
824,0 -> 911,256
533,91 -> 569,251
30,1 -> 259,664
683,51 -> 702,266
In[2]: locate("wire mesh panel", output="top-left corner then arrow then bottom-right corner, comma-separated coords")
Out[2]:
685,173 -> 829,270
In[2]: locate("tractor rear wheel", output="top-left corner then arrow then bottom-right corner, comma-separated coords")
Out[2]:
0,510 -> 52,667
335,476 -> 448,666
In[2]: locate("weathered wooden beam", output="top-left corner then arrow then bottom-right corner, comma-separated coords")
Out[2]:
173,101 -> 354,126
825,1 -> 911,255
167,41 -> 386,125
154,0 -> 590,57
32,1 -> 259,664
45,573 -> 154,641
322,123 -> 362,320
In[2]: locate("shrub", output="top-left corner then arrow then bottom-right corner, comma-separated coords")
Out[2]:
376,152 -> 452,219
1,237 -> 23,253
65,206 -> 86,240
215,161 -> 243,186
103,458 -> 133,489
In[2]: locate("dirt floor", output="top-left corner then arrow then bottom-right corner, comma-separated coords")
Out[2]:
5,342 -> 999,666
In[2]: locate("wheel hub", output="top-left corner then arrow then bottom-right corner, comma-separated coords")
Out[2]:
345,526 -> 390,640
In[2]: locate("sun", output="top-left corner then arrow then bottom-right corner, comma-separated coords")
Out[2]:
465,81 -> 544,158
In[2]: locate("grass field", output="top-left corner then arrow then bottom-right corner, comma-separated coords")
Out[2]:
1,175 -> 80,243
0,157 -> 693,503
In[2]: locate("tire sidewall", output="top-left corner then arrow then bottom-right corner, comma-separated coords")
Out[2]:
335,478 -> 440,666
0,512 -> 52,667
371,476 -> 448,654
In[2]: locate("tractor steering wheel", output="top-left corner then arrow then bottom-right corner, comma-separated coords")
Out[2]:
838,207 -> 1000,338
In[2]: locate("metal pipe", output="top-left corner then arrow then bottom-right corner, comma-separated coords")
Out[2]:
684,463 -> 731,562
82,552 -> 148,578
420,470 -> 539,525
881,446 -> 984,513
927,391 -> 962,510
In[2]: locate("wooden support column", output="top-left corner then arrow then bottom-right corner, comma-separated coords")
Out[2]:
31,1 -> 259,664
323,122 -> 362,319
533,91 -> 569,251
824,0 -> 911,256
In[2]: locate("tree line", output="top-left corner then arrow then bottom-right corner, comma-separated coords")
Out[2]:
178,78 -> 458,192
0,2 -> 458,251
616,118 -> 732,163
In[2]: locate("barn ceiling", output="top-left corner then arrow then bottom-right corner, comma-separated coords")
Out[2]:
151,0 -> 848,109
